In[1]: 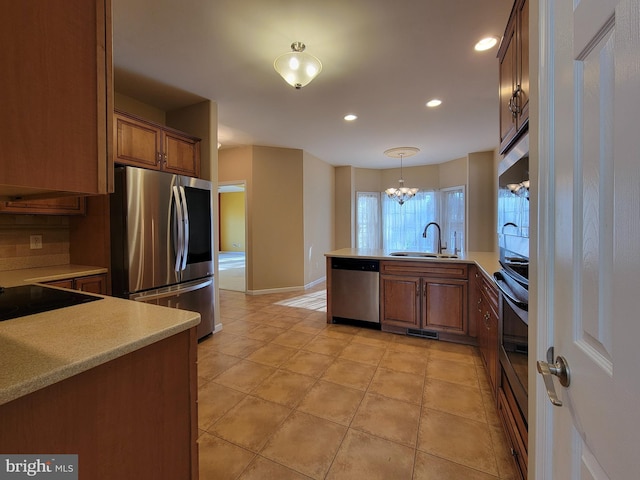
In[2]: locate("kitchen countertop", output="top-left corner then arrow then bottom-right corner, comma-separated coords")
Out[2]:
325,248 -> 501,279
0,264 -> 109,288
0,290 -> 200,406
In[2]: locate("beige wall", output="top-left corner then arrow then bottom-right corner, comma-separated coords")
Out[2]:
380,164 -> 440,191
439,157 -> 467,188
354,168 -> 383,192
251,146 -> 304,291
333,155 -> 496,251
334,166 -> 354,249
467,151 -> 497,252
219,145 -> 334,292
303,151 -> 334,285
219,192 -> 245,252
114,93 -> 165,124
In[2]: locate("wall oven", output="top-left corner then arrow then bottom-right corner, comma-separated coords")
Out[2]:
496,133 -> 529,423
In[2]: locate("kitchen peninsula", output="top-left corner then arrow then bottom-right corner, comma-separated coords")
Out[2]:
0,278 -> 200,479
326,248 -> 499,345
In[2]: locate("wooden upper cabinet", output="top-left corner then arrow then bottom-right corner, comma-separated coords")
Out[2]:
0,0 -> 113,199
163,131 -> 201,177
114,114 -> 162,170
114,111 -> 201,178
498,0 -> 529,153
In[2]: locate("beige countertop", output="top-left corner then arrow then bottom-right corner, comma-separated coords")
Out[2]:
325,248 -> 500,280
0,264 -> 108,288
0,289 -> 200,406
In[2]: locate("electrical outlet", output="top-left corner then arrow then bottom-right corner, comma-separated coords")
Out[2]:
30,235 -> 43,249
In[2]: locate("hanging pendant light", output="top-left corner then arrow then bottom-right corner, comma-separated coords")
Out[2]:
384,147 -> 420,205
274,42 -> 322,89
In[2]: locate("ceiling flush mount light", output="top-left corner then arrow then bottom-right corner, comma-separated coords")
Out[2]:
384,147 -> 420,206
426,99 -> 442,108
274,42 -> 322,89
344,114 -> 358,121
474,36 -> 499,51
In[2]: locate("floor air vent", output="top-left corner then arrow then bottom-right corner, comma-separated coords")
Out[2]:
407,329 -> 439,339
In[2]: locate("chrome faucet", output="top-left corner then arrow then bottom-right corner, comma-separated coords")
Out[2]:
422,222 -> 446,254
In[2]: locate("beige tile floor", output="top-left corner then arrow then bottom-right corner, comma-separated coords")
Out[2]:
197,285 -> 518,480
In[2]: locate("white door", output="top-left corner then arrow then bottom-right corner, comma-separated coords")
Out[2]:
536,0 -> 640,478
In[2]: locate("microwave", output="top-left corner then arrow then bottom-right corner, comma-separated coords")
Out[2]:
498,134 -> 529,280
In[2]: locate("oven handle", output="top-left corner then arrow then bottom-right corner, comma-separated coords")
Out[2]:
493,272 -> 528,311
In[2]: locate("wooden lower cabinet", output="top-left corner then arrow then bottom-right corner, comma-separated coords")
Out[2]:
498,370 -> 528,480
380,275 -> 421,329
380,261 -> 470,342
45,273 -> 107,295
0,328 -> 199,480
0,196 -> 86,215
473,267 -> 500,395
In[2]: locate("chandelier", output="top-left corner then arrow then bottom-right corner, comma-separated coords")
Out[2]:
273,42 -> 322,89
384,147 -> 420,205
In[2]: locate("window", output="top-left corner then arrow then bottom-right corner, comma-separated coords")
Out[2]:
440,186 -> 465,254
356,192 -> 381,248
356,187 -> 465,253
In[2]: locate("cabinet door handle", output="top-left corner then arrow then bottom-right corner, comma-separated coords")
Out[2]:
508,85 -> 522,117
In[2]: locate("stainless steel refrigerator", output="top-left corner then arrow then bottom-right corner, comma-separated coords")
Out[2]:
110,165 -> 215,339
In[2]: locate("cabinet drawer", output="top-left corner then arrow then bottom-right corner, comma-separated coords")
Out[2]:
498,386 -> 527,479
381,261 -> 468,279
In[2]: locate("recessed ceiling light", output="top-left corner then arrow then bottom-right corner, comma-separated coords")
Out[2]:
344,114 -> 358,121
426,99 -> 442,108
474,36 -> 499,51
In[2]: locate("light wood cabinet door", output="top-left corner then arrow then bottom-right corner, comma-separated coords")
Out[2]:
0,197 -> 86,215
474,268 -> 499,396
75,274 -> 107,295
163,131 -> 201,177
498,0 -> 529,153
423,278 -> 467,334
44,279 -> 75,290
380,275 -> 421,329
115,114 -> 162,170
114,111 -> 201,177
499,21 -> 518,150
44,274 -> 107,295
0,0 -> 112,198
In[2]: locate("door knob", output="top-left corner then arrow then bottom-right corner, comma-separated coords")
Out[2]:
537,353 -> 570,407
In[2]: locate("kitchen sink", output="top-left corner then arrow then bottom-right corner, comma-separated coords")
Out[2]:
388,252 -> 458,259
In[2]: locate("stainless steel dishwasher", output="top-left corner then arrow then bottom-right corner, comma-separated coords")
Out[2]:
330,258 -> 380,324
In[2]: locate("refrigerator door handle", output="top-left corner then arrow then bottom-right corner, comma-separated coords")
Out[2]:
179,186 -> 189,271
172,185 -> 184,272
130,278 -> 213,302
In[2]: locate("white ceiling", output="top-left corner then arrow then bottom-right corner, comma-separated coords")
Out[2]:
112,0 -> 513,169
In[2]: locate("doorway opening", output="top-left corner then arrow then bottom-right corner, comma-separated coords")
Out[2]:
218,182 -> 246,292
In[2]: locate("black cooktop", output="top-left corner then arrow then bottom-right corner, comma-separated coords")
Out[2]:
0,284 -> 102,321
